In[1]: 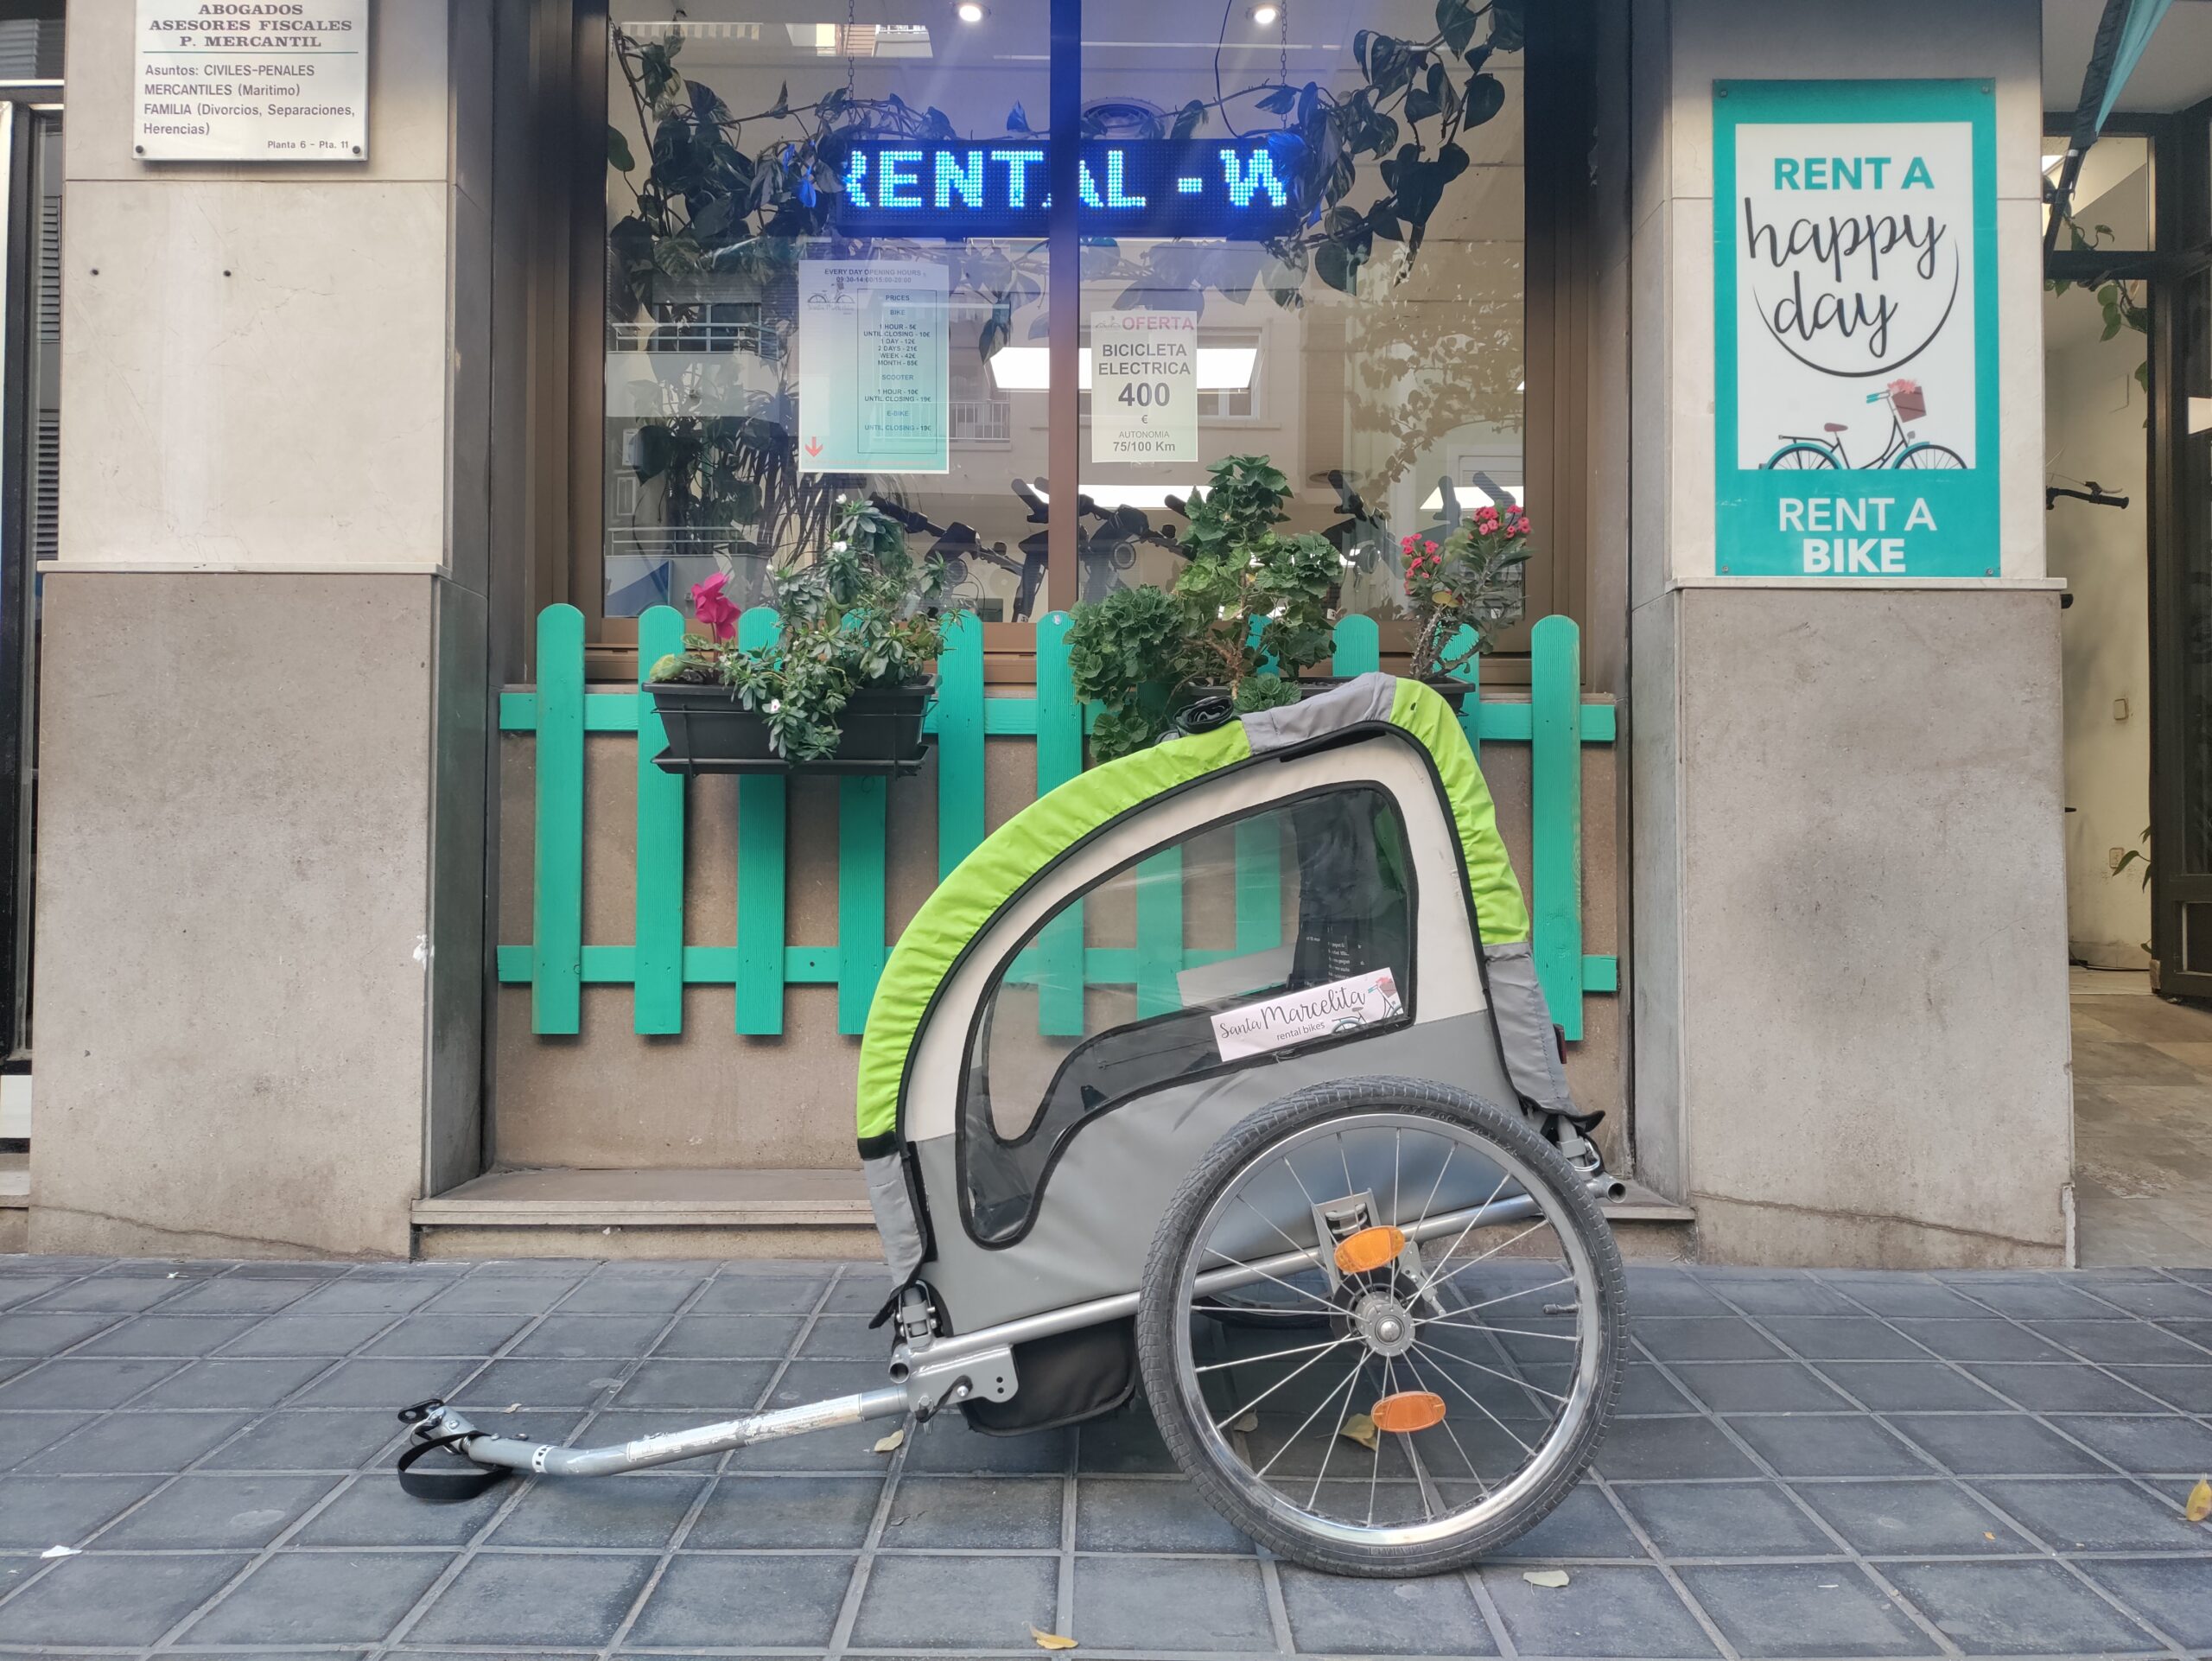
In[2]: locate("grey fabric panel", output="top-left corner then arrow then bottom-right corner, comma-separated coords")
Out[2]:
1237,671 -> 1397,752
863,1151 -> 927,1287
916,1011 -> 1517,1333
1482,941 -> 1574,1116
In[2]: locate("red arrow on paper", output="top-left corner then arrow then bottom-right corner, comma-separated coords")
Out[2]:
804,436 -> 823,457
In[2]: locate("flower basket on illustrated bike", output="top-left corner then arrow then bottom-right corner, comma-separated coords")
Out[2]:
396,675 -> 1628,1578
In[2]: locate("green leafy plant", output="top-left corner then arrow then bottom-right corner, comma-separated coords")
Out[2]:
1401,500 -> 1531,678
2047,220 -> 2150,397
1067,455 -> 1346,760
649,498 -> 948,760
2113,825 -> 2152,891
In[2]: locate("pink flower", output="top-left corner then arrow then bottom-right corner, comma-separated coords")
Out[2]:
691,572 -> 739,641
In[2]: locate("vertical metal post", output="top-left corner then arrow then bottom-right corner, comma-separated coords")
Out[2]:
1046,0 -> 1081,613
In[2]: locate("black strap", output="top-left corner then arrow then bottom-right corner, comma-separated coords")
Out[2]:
396,1432 -> 509,1504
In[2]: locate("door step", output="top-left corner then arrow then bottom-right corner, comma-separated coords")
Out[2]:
414,1167 -> 1694,1262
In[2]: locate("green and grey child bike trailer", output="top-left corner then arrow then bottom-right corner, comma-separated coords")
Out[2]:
400,674 -> 1628,1577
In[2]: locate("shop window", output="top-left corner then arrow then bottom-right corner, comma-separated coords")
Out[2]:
959,786 -> 1416,1244
564,1 -> 1585,672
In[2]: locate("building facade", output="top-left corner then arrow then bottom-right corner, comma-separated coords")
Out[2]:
6,0 -> 2209,1268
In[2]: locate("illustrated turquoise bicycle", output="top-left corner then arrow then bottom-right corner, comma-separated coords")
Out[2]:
1764,379 -> 1965,471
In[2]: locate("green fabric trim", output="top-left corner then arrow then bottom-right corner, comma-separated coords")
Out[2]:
854,722 -> 1253,1142
1388,678 -> 1531,945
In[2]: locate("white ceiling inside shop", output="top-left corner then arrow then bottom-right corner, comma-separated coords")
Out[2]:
2044,0 -> 2212,116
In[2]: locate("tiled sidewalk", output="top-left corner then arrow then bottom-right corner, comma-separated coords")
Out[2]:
1,1256 -> 2209,1659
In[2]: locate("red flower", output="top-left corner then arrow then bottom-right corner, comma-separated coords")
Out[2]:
691,571 -> 740,641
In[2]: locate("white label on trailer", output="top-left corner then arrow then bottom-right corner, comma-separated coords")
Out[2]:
1211,968 -> 1405,1061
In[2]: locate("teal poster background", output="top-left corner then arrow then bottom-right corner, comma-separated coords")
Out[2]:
1713,80 -> 1999,578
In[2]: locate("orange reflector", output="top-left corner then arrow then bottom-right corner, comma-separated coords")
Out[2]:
1370,1391 -> 1447,1434
1333,1225 -> 1407,1276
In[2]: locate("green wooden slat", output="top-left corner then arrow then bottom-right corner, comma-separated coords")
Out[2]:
499,691 -> 537,732
734,608 -> 787,1035
785,947 -> 838,982
1471,704 -> 1532,741
1529,615 -> 1585,1041
1583,955 -> 1619,993
587,696 -> 641,732
838,775 -> 888,1034
982,698 -> 1039,735
1443,625 -> 1484,760
1582,703 -> 1616,741
633,607 -> 686,1034
1033,613 -> 1085,1036
531,606 -> 586,1034
497,945 -> 531,982
936,611 -> 987,879
1328,613 -> 1380,676
1234,818 -> 1280,956
582,945 -> 632,981
1135,849 -> 1182,1018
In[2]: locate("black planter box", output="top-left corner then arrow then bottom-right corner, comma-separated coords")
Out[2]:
1291,672 -> 1477,708
650,679 -> 935,776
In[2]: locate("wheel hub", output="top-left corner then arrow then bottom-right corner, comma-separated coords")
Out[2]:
1352,1290 -> 1418,1358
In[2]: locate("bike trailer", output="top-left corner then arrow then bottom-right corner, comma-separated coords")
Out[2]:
400,674 -> 1628,1577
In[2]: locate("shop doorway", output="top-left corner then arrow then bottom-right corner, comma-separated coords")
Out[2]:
2043,88 -> 2212,1263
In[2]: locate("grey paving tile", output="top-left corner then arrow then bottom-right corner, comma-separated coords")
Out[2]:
1973,1475 -> 2207,1551
1669,1362 -> 1851,1414
0,1354 -> 184,1407
651,1314 -> 806,1358
2024,1318 -> 2209,1365
1816,1278 -> 1987,1319
626,1550 -> 850,1648
1596,1416 -> 1761,1480
847,1551 -> 1056,1650
181,1548 -> 456,1645
1618,1363 -> 1697,1416
215,1314 -> 400,1357
2107,1364 -> 2212,1411
75,1312 -> 264,1357
1674,1563 -> 1931,1658
222,1261 -> 350,1279
2070,1277 -> 2212,1319
489,1469 -> 707,1549
1881,1558 -> 2156,1656
1634,1317 -> 1783,1363
1479,1481 -> 1649,1560
131,1356 -> 332,1410
0,1408 -> 99,1470
881,1473 -> 1061,1549
1760,1317 -> 1931,1363
798,1314 -> 887,1360
420,1270 -> 588,1314
293,1471 -> 513,1545
0,1548 -> 253,1644
291,1358 -> 480,1410
1818,1363 -> 2005,1412
1884,1414 -> 2107,1477
279,1276 -> 447,1316
456,1358 -> 632,1409
1615,1480 -> 1838,1558
1704,1280 -> 1864,1316
197,1408 -> 408,1472
18,1409 -> 254,1473
1726,1415 -> 1930,1480
1076,1403 -> 1178,1473
821,1274 -> 893,1314
20,1276 -> 183,1313
1960,1360 -> 2166,1413
611,1359 -> 777,1410
359,1313 -> 532,1358
2073,1556 -> 2212,1649
404,1550 -> 658,1646
1481,1562 -> 1719,1658
687,1473 -> 884,1548
1075,1474 -> 1251,1551
0,1471 -> 166,1546
1277,1562 -> 1494,1655
97,1470 -> 339,1548
689,1275 -> 831,1315
2044,1411 -> 2212,1473
0,1274 -> 67,1308
154,1275 -> 324,1314
1792,1480 -> 2030,1557
1888,1319 -> 2069,1363
1625,1270 -> 1732,1314
556,1268 -> 709,1315
1937,1278 -> 2126,1321
1071,1554 -> 1274,1652
0,1309 -> 126,1353
507,1313 -> 674,1359
904,1413 -> 1071,1474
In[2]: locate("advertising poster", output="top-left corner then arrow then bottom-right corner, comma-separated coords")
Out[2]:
133,2 -> 369,162
797,259 -> 949,474
1713,80 -> 1999,577
1091,309 -> 1197,464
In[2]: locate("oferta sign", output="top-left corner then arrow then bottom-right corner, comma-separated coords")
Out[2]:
1713,80 -> 1998,578
832,137 -> 1305,239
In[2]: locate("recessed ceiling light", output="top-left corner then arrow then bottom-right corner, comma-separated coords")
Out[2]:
1249,3 -> 1281,25
957,2 -> 987,22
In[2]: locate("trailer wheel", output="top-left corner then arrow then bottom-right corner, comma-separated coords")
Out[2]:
1135,1076 -> 1625,1577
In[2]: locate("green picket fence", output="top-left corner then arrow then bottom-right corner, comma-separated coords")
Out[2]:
497,607 -> 1618,1040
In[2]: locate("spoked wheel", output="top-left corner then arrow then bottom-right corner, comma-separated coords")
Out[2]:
1135,1077 -> 1625,1576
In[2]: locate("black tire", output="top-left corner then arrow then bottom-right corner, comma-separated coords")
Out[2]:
1135,1076 -> 1626,1577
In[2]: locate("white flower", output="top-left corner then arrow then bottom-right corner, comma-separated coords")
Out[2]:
1268,605 -> 1287,619
1217,605 -> 1231,620
1247,554 -> 1262,569
765,698 -> 781,714
831,540 -> 848,553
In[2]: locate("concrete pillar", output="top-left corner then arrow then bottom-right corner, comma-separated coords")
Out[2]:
29,0 -> 496,1257
1625,0 -> 2075,1264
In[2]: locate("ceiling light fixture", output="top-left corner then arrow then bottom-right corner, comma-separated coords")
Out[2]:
957,2 -> 987,22
1249,3 -> 1281,26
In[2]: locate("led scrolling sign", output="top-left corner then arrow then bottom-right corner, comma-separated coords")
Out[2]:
832,137 -> 1307,239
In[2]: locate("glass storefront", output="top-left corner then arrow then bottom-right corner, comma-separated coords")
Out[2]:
591,1 -> 1541,648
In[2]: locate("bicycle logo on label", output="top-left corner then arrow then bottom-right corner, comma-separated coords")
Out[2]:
1762,379 -> 1964,472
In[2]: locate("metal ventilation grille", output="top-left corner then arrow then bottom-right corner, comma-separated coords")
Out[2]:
36,195 -> 59,345
0,20 -> 62,80
32,415 -> 56,563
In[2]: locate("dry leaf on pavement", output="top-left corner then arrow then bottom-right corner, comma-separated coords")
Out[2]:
1230,1411 -> 1260,1433
2186,1477 -> 2211,1524
1341,1413 -> 1380,1451
1031,1626 -> 1079,1650
873,1428 -> 906,1454
1522,1569 -> 1570,1588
